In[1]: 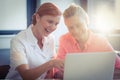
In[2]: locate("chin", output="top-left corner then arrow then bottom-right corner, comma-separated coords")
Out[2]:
44,33 -> 50,37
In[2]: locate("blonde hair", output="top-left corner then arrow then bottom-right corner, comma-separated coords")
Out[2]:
63,3 -> 89,24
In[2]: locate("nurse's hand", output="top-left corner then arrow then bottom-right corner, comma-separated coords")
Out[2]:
54,70 -> 64,79
50,59 -> 64,71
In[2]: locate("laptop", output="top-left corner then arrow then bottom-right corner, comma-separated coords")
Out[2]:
63,52 -> 116,80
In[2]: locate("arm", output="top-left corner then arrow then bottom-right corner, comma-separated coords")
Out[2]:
11,38 -> 64,80
100,37 -> 120,69
56,36 -> 67,59
53,37 -> 67,79
16,59 -> 64,80
115,54 -> 120,69
101,37 -> 120,69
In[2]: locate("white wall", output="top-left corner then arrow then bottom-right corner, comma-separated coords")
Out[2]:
0,0 -> 26,49
87,0 -> 120,51
115,0 -> 120,28
0,35 -> 15,49
39,0 -> 80,45
0,0 -> 27,30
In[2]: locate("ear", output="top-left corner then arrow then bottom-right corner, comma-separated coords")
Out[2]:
36,13 -> 40,22
86,14 -> 89,25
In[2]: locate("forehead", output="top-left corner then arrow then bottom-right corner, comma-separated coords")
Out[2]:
64,15 -> 85,26
42,15 -> 61,20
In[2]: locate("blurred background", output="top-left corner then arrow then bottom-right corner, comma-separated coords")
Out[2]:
0,0 -> 120,69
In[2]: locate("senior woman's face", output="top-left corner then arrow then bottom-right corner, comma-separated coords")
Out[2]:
64,15 -> 88,40
36,14 -> 61,37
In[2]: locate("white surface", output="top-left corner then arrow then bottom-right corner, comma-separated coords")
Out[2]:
0,0 -> 27,30
0,35 -> 15,49
64,52 -> 116,80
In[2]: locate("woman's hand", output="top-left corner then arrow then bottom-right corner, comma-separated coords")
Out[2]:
50,59 -> 64,71
54,70 -> 64,79
49,59 -> 64,79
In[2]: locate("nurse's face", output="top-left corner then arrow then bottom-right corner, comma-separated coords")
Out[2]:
64,15 -> 88,40
36,14 -> 61,37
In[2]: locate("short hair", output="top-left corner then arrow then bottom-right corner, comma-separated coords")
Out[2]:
63,3 -> 89,24
32,2 -> 62,25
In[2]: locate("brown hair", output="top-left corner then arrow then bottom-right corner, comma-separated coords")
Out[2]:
32,2 -> 62,25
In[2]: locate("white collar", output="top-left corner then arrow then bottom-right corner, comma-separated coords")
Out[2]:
26,24 -> 37,46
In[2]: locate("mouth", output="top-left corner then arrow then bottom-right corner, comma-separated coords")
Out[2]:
45,28 -> 51,34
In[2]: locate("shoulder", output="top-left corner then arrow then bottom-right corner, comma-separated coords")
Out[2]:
59,33 -> 71,41
47,34 -> 55,41
11,29 -> 28,46
89,30 -> 108,41
89,32 -> 111,46
94,33 -> 108,41
58,33 -> 74,45
43,34 -> 55,45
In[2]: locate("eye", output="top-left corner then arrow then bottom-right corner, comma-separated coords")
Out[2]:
76,24 -> 80,28
55,22 -> 59,26
77,23 -> 83,28
69,26 -> 74,30
48,20 -> 53,24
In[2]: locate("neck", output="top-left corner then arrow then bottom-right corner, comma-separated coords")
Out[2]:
77,30 -> 89,50
32,26 -> 44,49
32,25 -> 43,41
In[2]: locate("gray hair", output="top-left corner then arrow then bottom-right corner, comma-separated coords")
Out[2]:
63,3 -> 89,24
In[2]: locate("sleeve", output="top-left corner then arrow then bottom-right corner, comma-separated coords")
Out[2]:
56,36 -> 67,59
10,38 -> 28,68
52,35 -> 56,56
100,37 -> 120,69
47,34 -> 56,58
115,54 -> 120,69
98,36 -> 114,51
103,38 -> 113,51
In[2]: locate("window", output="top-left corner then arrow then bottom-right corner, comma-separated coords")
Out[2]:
87,0 -> 120,34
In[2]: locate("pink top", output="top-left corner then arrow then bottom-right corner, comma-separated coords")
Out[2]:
57,30 -> 120,69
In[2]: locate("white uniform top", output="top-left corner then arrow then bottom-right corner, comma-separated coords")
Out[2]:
6,25 -> 55,80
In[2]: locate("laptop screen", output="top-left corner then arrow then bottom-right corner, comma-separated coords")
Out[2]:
64,52 -> 116,80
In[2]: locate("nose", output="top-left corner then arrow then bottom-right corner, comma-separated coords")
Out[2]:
71,26 -> 78,33
70,27 -> 81,36
50,24 -> 57,31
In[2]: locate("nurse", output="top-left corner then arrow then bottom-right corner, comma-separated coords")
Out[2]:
6,2 -> 64,80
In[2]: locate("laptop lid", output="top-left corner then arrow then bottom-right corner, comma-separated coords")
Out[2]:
64,52 -> 116,80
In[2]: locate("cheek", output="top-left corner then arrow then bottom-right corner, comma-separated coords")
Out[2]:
69,29 -> 78,37
40,21 -> 48,28
81,27 -> 87,34
52,26 -> 57,31
71,28 -> 81,34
